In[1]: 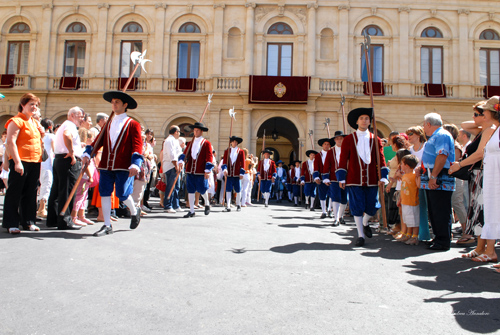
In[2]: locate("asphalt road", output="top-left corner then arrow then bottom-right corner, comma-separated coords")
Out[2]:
1,197 -> 499,335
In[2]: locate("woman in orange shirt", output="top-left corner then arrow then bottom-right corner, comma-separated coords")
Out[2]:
3,93 -> 44,234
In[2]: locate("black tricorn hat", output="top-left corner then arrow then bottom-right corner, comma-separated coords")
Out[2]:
229,136 -> 243,144
306,150 -> 318,157
262,149 -> 273,155
318,138 -> 333,146
293,160 -> 302,165
333,130 -> 347,138
347,107 -> 373,130
103,91 -> 138,110
189,122 -> 209,132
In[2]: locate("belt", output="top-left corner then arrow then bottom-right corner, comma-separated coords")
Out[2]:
55,154 -> 81,161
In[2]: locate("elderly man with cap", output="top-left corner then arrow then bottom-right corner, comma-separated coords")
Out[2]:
180,122 -> 214,218
274,160 -> 286,203
257,149 -> 276,207
221,136 -> 245,212
82,91 -> 143,237
290,160 -> 302,206
301,150 -> 318,211
323,130 -> 348,226
336,108 -> 389,247
314,137 -> 332,218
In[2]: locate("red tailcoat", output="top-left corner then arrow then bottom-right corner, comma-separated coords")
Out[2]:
258,159 -> 276,181
184,138 -> 214,175
337,132 -> 387,187
290,167 -> 301,185
323,146 -> 341,182
301,160 -> 315,183
313,150 -> 329,180
222,147 -> 245,177
92,116 -> 143,171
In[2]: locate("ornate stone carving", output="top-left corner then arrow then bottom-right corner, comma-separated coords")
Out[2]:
371,7 -> 377,15
288,8 -> 306,24
458,9 -> 470,15
278,4 -> 285,16
187,4 -> 193,13
430,8 -> 437,17
130,4 -> 135,12
245,3 -> 256,9
307,3 -> 318,10
398,6 -> 410,13
155,3 -> 167,9
338,5 -> 350,11
489,12 -> 495,20
97,3 -> 109,9
42,3 -> 53,9
214,3 -> 225,9
255,7 -> 273,22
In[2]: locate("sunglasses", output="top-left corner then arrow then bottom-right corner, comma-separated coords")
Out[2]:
473,112 -> 484,117
407,132 -> 414,136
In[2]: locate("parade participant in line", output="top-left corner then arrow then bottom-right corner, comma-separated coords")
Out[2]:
337,108 -> 389,247
313,137 -> 332,218
286,163 -> 293,202
180,122 -> 214,218
275,160 -> 286,203
323,130 -> 348,226
82,91 -> 143,237
291,160 -> 301,206
257,149 -> 276,207
301,150 -> 318,211
221,136 -> 245,212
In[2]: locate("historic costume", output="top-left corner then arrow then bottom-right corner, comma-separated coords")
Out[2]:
84,91 -> 143,236
286,164 -> 294,202
336,108 -> 388,246
275,160 -> 286,202
313,138 -> 332,218
323,131 -> 348,226
221,136 -> 246,212
301,150 -> 317,211
180,122 -> 214,217
257,149 -> 277,207
291,161 -> 301,206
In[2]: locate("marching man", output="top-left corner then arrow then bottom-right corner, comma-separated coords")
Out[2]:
291,160 -> 301,206
221,136 -> 246,212
181,122 -> 214,218
274,160 -> 286,203
257,149 -> 276,207
336,108 -> 389,247
82,91 -> 143,237
323,131 -> 348,226
301,150 -> 318,211
313,138 -> 332,218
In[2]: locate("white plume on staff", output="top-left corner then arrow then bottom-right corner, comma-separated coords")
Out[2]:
229,106 -> 236,120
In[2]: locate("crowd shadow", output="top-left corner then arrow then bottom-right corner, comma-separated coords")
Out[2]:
277,223 -> 331,229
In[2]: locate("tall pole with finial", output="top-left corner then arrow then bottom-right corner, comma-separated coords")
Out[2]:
324,118 -> 331,138
257,129 -> 266,202
340,94 -> 347,134
222,107 -> 236,206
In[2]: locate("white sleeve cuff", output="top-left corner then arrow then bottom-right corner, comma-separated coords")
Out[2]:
129,164 -> 141,173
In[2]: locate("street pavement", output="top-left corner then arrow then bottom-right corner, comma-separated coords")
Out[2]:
1,196 -> 499,335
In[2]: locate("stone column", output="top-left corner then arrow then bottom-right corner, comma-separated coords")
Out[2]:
306,3 -> 318,76
212,4 -> 225,76
398,6 -> 411,96
458,9 -> 470,85
152,3 -> 167,91
337,5 -> 350,79
242,109 -> 252,150
34,3 -> 54,89
244,3 -> 256,75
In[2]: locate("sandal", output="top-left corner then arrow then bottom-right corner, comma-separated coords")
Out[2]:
8,227 -> 21,234
78,217 -> 95,225
472,254 -> 498,263
492,263 -> 500,269
28,224 -> 40,231
461,250 -> 480,258
456,236 -> 476,244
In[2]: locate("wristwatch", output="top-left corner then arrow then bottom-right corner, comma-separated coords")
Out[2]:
430,175 -> 437,180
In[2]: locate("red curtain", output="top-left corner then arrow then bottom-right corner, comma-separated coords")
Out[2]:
0,74 -> 15,88
249,75 -> 310,104
363,82 -> 385,96
59,77 -> 81,90
484,86 -> 500,98
118,77 -> 137,91
424,83 -> 446,98
176,78 -> 196,92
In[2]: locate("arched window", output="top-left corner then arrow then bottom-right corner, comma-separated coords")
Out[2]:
66,22 -> 87,33
179,22 -> 201,33
122,22 -> 143,33
9,22 -> 30,33
362,25 -> 383,36
421,27 -> 443,38
480,29 -> 500,40
320,28 -> 334,60
227,27 -> 241,58
267,22 -> 293,35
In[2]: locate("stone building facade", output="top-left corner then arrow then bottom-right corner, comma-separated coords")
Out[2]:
1,0 -> 499,162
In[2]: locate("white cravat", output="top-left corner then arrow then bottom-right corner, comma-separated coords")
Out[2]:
335,146 -> 341,164
263,158 -> 270,171
277,167 -> 284,177
191,136 -> 204,160
294,167 -> 301,177
356,129 -> 371,165
230,147 -> 238,164
109,113 -> 128,149
321,150 -> 328,164
308,159 -> 314,173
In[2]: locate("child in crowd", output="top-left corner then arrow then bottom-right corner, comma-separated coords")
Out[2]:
397,154 -> 421,245
392,148 -> 411,241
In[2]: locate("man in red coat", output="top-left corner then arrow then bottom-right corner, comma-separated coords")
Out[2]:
257,149 -> 276,207
313,138 -> 332,218
221,136 -> 246,212
82,91 -> 143,237
301,150 -> 318,211
180,122 -> 214,217
336,108 -> 389,246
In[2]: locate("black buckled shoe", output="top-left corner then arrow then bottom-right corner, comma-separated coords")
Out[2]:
339,218 -> 346,225
223,208 -> 231,212
320,213 -> 327,219
355,237 -> 365,247
328,210 -> 333,218
204,206 -> 210,215
236,205 -> 241,212
332,220 -> 339,227
184,212 -> 195,218
93,225 -> 113,237
363,225 -> 373,238
130,208 -> 141,229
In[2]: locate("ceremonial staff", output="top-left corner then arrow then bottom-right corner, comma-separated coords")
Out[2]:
308,129 -> 314,149
257,129 -> 265,202
299,141 -> 303,204
166,93 -> 214,201
362,33 -> 388,229
324,118 -> 331,138
340,94 -> 347,134
60,50 -> 151,215
222,107 -> 236,206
